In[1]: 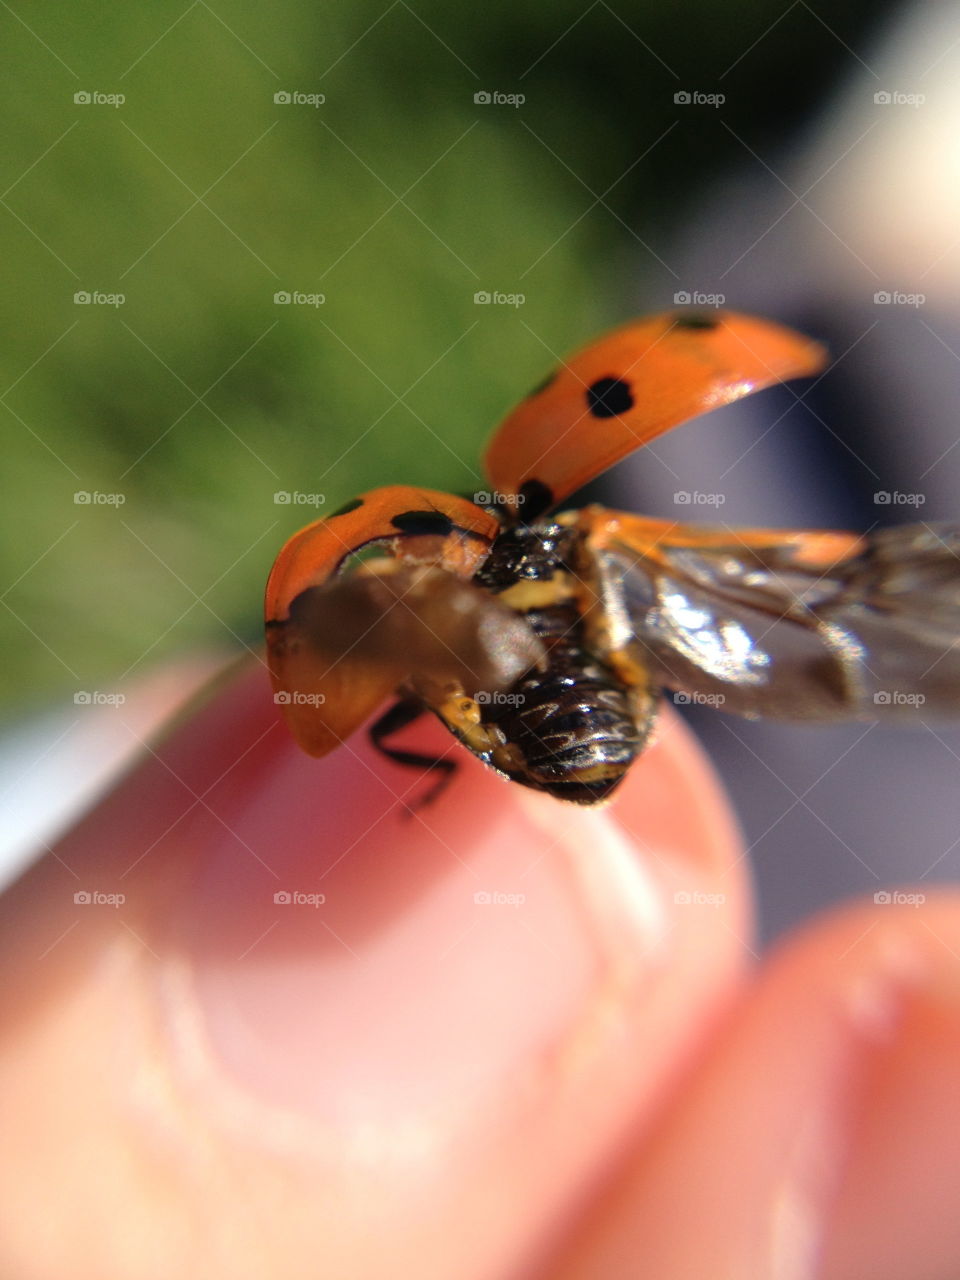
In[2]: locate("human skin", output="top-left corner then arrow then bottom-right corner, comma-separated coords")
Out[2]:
0,660 -> 958,1279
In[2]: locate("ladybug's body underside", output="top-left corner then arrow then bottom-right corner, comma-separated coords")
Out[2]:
464,521 -> 652,802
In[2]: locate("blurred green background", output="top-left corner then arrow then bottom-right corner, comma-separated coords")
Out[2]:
1,0 -> 896,713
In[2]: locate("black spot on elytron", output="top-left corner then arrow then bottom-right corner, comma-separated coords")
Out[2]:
586,376 -> 634,419
390,510 -> 454,537
527,369 -> 558,398
330,497 -> 363,518
516,479 -> 554,520
672,311 -> 721,330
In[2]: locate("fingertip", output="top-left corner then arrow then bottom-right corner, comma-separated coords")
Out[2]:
0,660 -> 755,1280
547,890 -> 960,1280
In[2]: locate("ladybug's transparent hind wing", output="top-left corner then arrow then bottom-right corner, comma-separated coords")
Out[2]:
579,510 -> 960,721
267,563 -> 546,756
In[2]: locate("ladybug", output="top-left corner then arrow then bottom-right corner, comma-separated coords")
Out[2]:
265,309 -> 960,804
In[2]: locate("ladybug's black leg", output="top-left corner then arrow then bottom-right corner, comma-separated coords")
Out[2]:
369,696 -> 458,808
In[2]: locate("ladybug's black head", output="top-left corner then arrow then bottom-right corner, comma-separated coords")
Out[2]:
474,519 -> 573,591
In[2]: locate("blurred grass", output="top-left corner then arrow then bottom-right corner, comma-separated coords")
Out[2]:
0,0 -> 894,712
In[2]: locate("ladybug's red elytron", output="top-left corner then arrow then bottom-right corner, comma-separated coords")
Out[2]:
265,309 -> 960,804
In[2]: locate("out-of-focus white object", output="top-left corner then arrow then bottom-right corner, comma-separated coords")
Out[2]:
798,3 -> 960,294
0,654 -> 230,892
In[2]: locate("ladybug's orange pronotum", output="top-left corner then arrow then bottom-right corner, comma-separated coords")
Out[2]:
265,310 -> 960,803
